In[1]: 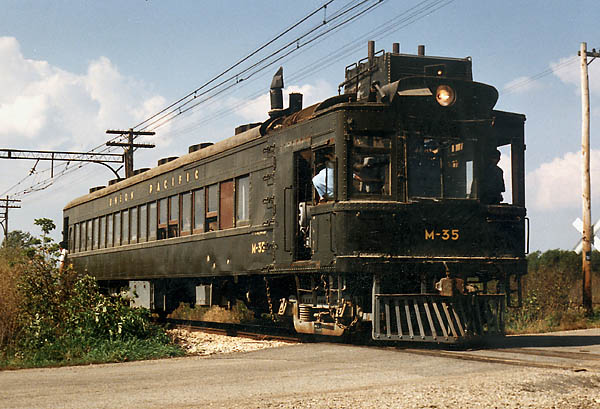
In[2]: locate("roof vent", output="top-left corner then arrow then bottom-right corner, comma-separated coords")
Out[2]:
234,123 -> 261,135
157,156 -> 178,166
89,186 -> 106,193
108,178 -> 122,186
188,142 -> 214,153
133,168 -> 150,175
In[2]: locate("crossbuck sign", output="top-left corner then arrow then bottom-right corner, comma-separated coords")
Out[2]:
572,217 -> 600,253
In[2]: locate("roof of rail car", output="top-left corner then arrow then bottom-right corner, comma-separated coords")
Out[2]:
63,124 -> 263,210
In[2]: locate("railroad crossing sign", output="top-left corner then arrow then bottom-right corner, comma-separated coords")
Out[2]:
572,217 -> 600,253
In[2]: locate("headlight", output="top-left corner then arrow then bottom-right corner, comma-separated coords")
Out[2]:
436,85 -> 455,107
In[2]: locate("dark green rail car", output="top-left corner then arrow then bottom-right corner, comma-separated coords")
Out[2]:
63,42 -> 526,343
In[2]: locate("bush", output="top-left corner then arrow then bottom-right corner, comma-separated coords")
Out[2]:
506,249 -> 600,333
1,220 -> 183,368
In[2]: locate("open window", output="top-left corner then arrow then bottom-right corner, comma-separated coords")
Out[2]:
158,198 -> 167,239
350,134 -> 391,197
206,184 -> 218,231
312,147 -> 335,203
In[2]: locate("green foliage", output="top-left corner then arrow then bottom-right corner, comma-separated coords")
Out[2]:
1,219 -> 183,368
506,249 -> 600,333
2,230 -> 40,256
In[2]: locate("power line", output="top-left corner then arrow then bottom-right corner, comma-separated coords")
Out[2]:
501,56 -> 579,95
6,0 -> 456,199
136,0 -> 383,133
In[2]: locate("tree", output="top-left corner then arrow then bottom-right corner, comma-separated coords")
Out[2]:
34,218 -> 59,257
2,230 -> 40,250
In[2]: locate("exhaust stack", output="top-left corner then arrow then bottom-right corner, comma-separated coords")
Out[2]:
269,67 -> 284,116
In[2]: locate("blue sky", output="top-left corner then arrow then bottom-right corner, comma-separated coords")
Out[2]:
0,0 -> 599,251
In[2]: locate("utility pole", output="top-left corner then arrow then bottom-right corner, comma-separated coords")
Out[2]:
579,42 -> 599,315
106,129 -> 155,178
0,196 -> 21,246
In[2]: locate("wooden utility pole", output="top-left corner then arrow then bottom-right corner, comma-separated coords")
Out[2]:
0,196 -> 21,246
579,42 -> 599,315
106,129 -> 155,178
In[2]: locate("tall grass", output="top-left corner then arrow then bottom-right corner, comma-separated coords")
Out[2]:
0,247 -> 25,350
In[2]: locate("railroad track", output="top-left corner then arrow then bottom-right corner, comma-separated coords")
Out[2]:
164,318 -> 600,372
164,318 -> 302,343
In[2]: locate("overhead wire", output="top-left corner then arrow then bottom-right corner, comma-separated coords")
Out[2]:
136,0 -> 382,133
3,0 -> 369,198
501,56 -> 579,95
159,0 -> 456,140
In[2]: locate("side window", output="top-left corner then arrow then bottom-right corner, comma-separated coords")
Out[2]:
131,207 -> 138,243
148,202 -> 157,241
122,209 -> 129,245
93,218 -> 99,250
168,195 -> 179,238
80,221 -> 86,251
74,223 -> 80,252
107,215 -> 114,248
351,135 -> 391,197
313,147 -> 336,202
158,198 -> 167,239
114,212 -> 121,246
139,204 -> 147,242
86,220 -> 92,251
236,175 -> 250,225
219,180 -> 234,230
99,216 -> 106,249
181,192 -> 192,235
69,226 -> 74,252
206,184 -> 218,231
193,189 -> 205,234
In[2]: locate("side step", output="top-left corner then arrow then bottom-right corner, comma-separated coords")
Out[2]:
372,293 -> 504,343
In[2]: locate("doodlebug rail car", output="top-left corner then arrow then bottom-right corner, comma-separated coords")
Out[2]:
63,42 -> 526,343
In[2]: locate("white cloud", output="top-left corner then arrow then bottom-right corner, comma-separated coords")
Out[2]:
527,150 -> 600,211
0,36 -> 166,151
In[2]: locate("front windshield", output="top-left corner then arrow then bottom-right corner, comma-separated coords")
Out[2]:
407,133 -> 473,199
350,134 -> 391,196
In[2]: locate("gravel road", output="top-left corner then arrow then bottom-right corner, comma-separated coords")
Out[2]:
1,328 -> 599,408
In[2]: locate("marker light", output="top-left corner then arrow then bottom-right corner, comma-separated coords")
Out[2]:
436,85 -> 455,107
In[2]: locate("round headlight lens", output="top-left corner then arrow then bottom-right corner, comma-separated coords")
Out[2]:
436,85 -> 455,107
